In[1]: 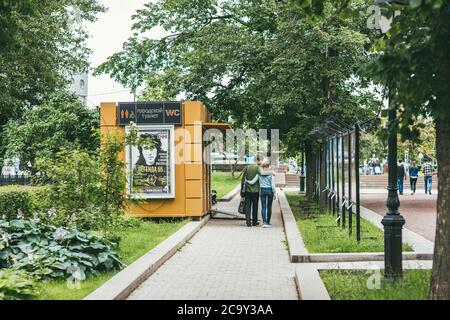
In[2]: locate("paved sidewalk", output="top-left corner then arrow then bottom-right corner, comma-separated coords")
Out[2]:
128,195 -> 298,300
361,193 -> 437,241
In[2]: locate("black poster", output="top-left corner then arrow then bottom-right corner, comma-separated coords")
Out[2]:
118,102 -> 182,125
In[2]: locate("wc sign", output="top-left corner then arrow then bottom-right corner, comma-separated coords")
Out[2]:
118,102 -> 182,125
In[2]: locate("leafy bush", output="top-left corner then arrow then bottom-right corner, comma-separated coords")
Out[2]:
0,219 -> 124,280
35,131 -> 127,236
0,269 -> 36,300
0,186 -> 50,221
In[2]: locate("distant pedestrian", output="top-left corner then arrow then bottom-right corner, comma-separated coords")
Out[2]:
258,161 -> 276,228
422,160 -> 434,195
397,160 -> 406,195
375,160 -> 381,175
409,160 -> 419,195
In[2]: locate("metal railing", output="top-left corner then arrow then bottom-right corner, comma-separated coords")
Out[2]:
0,174 -> 31,186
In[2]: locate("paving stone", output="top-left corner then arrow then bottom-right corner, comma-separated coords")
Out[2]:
128,194 -> 298,300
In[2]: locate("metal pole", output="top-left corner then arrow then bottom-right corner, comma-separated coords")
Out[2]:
300,150 -> 305,193
355,124 -> 361,242
341,134 -> 346,228
336,135 -> 340,225
381,95 -> 405,280
348,131 -> 352,236
331,138 -> 335,216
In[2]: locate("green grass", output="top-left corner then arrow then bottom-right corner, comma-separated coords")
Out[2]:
211,172 -> 240,198
32,218 -> 188,300
285,193 -> 412,253
321,269 -> 431,300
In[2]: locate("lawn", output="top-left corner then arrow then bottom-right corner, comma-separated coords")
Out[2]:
211,172 -> 241,198
321,269 -> 431,300
285,193 -> 412,253
32,218 -> 188,300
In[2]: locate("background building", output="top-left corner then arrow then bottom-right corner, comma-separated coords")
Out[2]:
69,73 -> 88,105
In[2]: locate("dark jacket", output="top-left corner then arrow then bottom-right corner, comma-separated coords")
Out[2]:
397,164 -> 406,179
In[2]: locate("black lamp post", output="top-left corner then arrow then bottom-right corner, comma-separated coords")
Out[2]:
299,151 -> 306,194
381,96 -> 405,280
375,0 -> 407,281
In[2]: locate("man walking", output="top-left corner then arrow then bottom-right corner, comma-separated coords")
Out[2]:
397,160 -> 406,195
409,160 -> 419,195
241,155 -> 262,227
422,159 -> 434,195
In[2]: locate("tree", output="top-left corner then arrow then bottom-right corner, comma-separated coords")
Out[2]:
362,0 -> 450,299
96,0 -> 380,175
3,92 -> 99,173
0,0 -> 104,155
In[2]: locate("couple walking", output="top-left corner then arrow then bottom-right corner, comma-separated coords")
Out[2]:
240,155 -> 276,228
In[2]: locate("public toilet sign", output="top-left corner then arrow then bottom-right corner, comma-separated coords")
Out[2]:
118,101 -> 182,126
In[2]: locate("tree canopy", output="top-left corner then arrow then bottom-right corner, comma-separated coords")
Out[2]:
2,92 -> 99,172
96,0 -> 381,154
0,0 -> 104,156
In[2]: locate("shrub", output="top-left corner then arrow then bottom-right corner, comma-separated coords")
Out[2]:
0,269 -> 36,300
0,219 -> 124,280
0,186 -> 50,221
35,131 -> 127,236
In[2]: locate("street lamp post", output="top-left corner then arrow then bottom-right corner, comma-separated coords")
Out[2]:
381,96 -> 405,281
375,0 -> 407,281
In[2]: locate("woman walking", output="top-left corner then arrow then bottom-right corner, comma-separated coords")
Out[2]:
258,161 -> 276,228
409,160 -> 419,195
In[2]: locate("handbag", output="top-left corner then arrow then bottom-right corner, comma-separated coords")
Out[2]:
238,167 -> 247,214
238,196 -> 246,214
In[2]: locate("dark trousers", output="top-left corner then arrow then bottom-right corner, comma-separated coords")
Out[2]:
244,192 -> 259,226
410,177 -> 417,193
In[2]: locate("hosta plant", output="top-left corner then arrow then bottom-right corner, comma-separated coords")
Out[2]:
0,269 -> 36,300
0,219 -> 124,280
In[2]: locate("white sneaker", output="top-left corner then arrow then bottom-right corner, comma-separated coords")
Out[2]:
262,224 -> 267,228
266,224 -> 272,228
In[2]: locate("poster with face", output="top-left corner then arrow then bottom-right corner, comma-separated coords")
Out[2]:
126,126 -> 175,198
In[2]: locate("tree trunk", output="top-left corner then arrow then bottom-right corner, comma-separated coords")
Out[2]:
305,141 -> 315,201
429,116 -> 450,299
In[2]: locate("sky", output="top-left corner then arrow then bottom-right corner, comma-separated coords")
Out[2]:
85,0 -> 164,107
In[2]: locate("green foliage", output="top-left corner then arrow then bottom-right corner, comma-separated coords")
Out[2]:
0,268 -> 36,300
125,122 -> 157,150
36,149 -> 101,229
0,1 -> 104,154
35,132 -> 127,235
97,131 -> 128,237
360,129 -> 388,163
0,186 -> 50,221
3,91 -> 100,172
32,217 -> 189,300
364,1 -> 450,133
96,0 -> 381,153
321,269 -> 431,300
0,218 -> 124,280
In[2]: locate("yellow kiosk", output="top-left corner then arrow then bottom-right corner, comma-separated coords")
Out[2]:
100,100 -> 230,218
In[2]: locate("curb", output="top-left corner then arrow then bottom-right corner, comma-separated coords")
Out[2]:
84,215 -> 211,300
292,252 -> 433,263
294,265 -> 331,300
277,190 -> 309,262
217,184 -> 241,202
